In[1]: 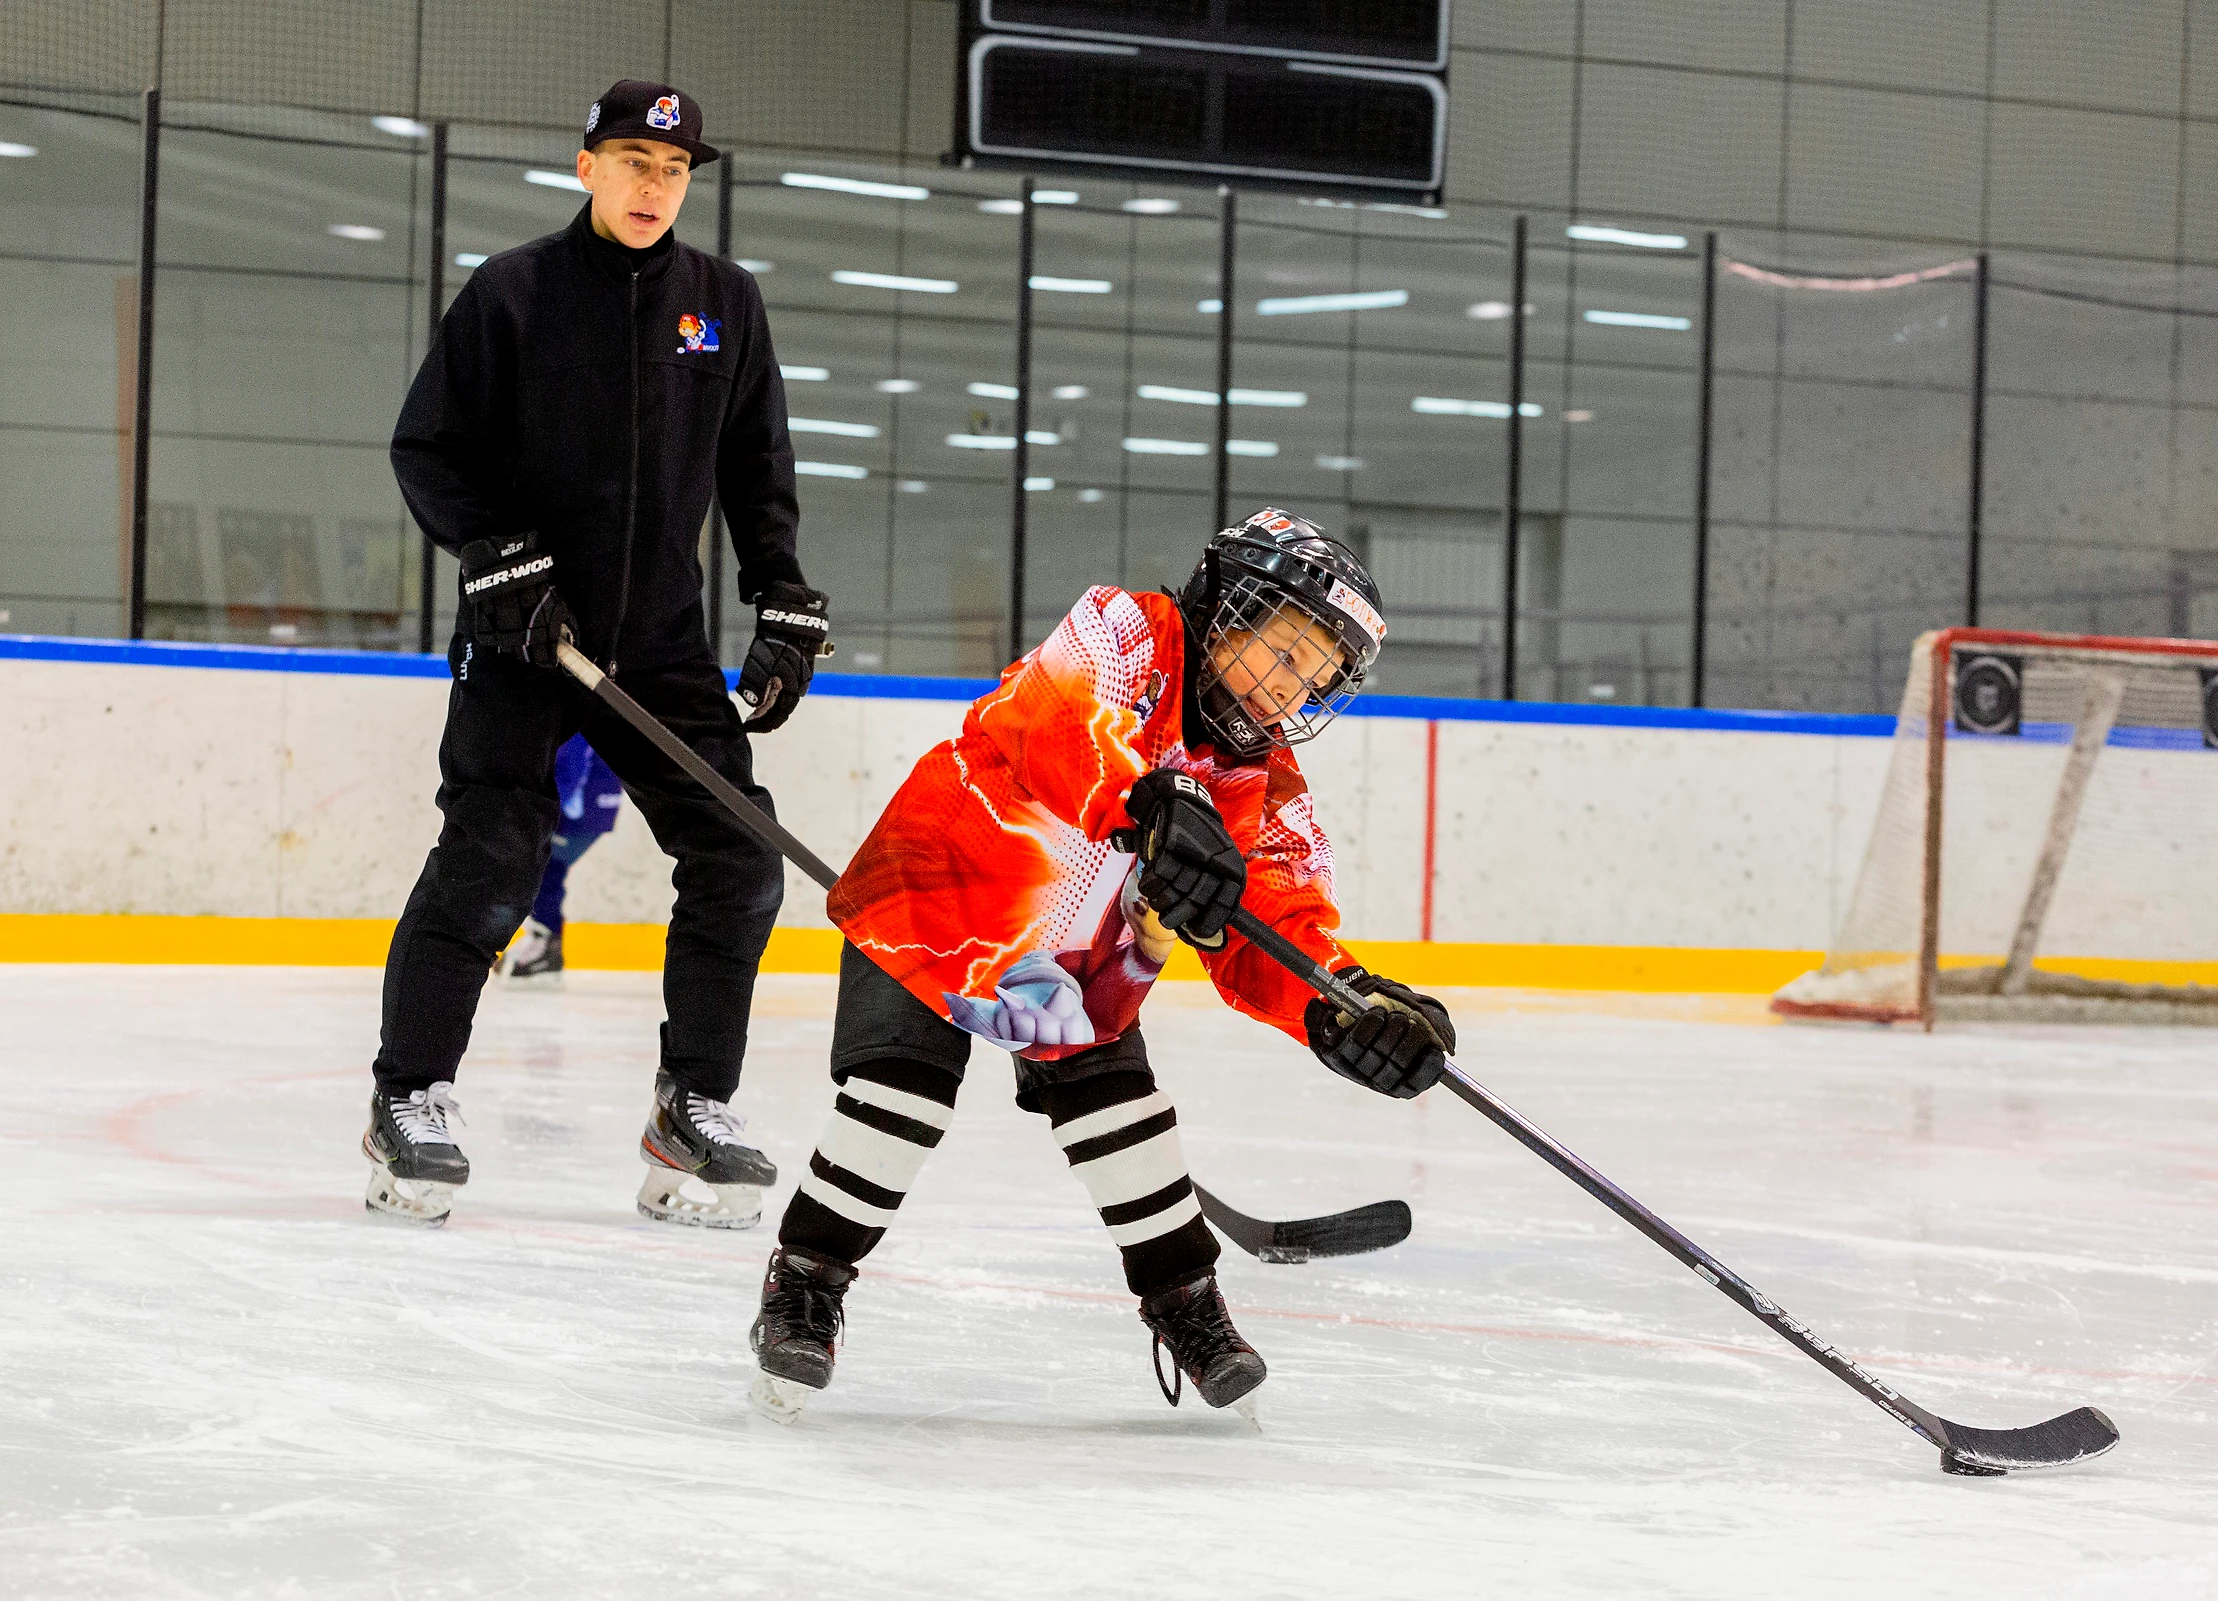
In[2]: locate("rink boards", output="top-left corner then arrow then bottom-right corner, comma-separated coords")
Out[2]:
0,631 -> 2160,993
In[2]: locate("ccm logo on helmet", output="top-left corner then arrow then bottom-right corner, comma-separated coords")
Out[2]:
1328,578 -> 1386,647
463,556 -> 554,596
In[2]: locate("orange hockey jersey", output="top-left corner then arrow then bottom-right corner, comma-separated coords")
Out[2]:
827,584 -> 1350,1058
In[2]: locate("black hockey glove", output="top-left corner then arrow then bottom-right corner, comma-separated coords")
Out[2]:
459,533 -> 572,668
1305,967 -> 1456,1099
1124,768 -> 1247,948
737,580 -> 831,733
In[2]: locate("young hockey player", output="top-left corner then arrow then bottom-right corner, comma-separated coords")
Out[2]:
749,509 -> 1457,1422
495,733 -> 626,980
362,79 -> 829,1231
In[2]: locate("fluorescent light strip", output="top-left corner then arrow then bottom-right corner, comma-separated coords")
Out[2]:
1030,276 -> 1112,293
1567,224 -> 1688,250
1412,397 -> 1542,418
1124,198 -> 1179,215
1135,385 -> 1307,408
795,461 -> 868,479
1032,190 -> 1079,204
780,365 -> 829,381
1583,309 -> 1693,330
1025,476 -> 1055,491
788,418 -> 881,438
372,116 -> 427,138
945,432 -> 1060,450
1226,440 -> 1278,457
736,258 -> 773,273
327,224 -> 385,241
1197,298 -> 1223,314
782,171 -> 930,201
1256,289 -> 1408,316
0,142 -> 35,158
525,169 -> 587,192
1123,438 -> 1208,456
454,251 -> 489,269
968,381 -> 1018,400
875,378 -> 920,394
832,269 -> 958,293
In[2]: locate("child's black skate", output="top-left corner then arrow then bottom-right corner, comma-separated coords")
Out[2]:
637,1070 -> 778,1229
748,1246 -> 855,1423
495,917 -> 561,980
1139,1269 -> 1267,1423
362,1083 -> 468,1226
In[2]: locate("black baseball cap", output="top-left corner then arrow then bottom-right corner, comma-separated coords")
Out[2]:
583,79 -> 719,167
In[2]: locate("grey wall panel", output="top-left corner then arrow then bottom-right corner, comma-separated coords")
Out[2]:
1788,0 -> 1991,95
1992,0 -> 2185,115
1574,65 -> 1785,225
2176,119 -> 2218,260
1784,84 -> 1986,242
1985,102 -> 2181,255
1581,0 -> 1788,77
1453,0 -> 1578,56
2187,0 -> 2218,115
421,0 -> 667,131
163,0 -> 417,117
1446,51 -> 1576,208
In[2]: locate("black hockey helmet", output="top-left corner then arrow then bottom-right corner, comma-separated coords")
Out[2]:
1176,507 -> 1386,759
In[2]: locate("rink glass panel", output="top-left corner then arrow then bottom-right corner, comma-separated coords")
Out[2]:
0,100 -> 144,640
143,103 -> 426,650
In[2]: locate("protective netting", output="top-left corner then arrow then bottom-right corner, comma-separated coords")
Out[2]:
1777,630 -> 2218,1024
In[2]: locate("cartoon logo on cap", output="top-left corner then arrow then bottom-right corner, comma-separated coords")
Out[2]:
585,101 -> 601,133
677,313 -> 720,354
647,93 -> 681,131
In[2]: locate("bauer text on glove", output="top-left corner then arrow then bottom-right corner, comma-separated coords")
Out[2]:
1124,768 -> 1247,947
1304,967 -> 1456,1099
737,580 -> 831,732
459,533 -> 573,667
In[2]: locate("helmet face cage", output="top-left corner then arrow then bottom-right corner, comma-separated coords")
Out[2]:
1192,536 -> 1382,758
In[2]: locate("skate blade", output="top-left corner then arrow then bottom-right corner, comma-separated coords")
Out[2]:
750,1367 -> 812,1425
1231,1392 -> 1262,1432
636,1161 -> 762,1231
363,1160 -> 456,1227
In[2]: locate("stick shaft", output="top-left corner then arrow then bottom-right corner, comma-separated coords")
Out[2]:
555,642 -> 843,892
1224,906 -> 1952,1449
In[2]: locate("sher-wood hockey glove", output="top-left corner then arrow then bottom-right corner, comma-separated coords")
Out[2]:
1305,967 -> 1456,1099
738,580 -> 831,733
1124,768 -> 1247,947
459,533 -> 573,667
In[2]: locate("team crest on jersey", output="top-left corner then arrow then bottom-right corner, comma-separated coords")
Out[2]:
1133,668 -> 1165,719
647,93 -> 682,130
676,313 -> 720,353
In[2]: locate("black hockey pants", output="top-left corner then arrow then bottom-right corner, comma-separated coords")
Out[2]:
373,640 -> 785,1101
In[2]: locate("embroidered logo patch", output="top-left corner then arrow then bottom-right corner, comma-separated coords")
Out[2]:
585,101 -> 601,133
676,313 -> 721,354
647,93 -> 681,131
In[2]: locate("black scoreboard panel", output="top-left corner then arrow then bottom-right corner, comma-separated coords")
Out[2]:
981,0 -> 1449,68
956,2 -> 1451,196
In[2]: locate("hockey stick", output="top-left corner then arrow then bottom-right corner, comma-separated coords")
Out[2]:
553,640 -> 1408,1261
1225,906 -> 2120,1477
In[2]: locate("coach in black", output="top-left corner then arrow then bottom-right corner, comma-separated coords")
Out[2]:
362,79 -> 827,1231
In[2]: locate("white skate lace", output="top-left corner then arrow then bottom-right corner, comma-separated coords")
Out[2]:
685,1093 -> 750,1148
393,1083 -> 465,1146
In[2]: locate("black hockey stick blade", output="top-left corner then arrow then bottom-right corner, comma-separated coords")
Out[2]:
1193,1183 -> 1411,1264
1937,1407 -> 2120,1476
1224,905 -> 2121,1477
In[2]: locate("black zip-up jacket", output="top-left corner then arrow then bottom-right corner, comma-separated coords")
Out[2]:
392,204 -> 803,672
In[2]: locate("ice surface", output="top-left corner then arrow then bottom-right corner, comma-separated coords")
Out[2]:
3,967 -> 2214,1599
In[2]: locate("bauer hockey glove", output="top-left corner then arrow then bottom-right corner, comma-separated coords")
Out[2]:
1124,768 -> 1247,947
1305,967 -> 1456,1099
737,580 -> 831,733
459,533 -> 573,667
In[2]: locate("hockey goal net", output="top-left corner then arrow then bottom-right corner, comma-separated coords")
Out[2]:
1774,628 -> 2218,1026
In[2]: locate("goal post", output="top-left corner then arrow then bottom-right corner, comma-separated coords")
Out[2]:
1774,627 -> 2218,1027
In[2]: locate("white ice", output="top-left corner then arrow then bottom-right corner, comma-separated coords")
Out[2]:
3,967 -> 2214,1599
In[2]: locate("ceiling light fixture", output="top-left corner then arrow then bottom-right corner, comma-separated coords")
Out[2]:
832,269 -> 958,293
1567,223 -> 1688,250
795,461 -> 868,478
525,169 -> 588,192
372,116 -> 427,138
1030,276 -> 1112,293
788,418 -> 881,438
780,365 -> 830,381
875,378 -> 920,394
1583,309 -> 1693,330
327,223 -> 386,241
1123,198 -> 1179,215
1256,289 -> 1408,316
782,172 -> 930,201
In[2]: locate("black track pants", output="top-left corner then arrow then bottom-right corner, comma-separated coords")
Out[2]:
374,640 -> 785,1101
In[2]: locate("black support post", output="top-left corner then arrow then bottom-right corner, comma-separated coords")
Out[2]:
1500,214 -> 1527,701
1212,185 -> 1237,533
707,156 -> 733,661
1009,178 -> 1036,667
1693,230 -> 1717,708
1966,250 -> 1989,627
418,121 -> 447,655
127,87 -> 160,640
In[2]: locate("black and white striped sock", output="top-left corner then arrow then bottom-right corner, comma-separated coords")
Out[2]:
1043,1071 -> 1219,1296
779,1059 -> 957,1265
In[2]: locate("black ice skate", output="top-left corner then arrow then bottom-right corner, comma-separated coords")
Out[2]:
362,1083 -> 469,1226
495,917 -> 562,980
1139,1269 -> 1267,1424
636,1070 -> 778,1229
748,1246 -> 856,1423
